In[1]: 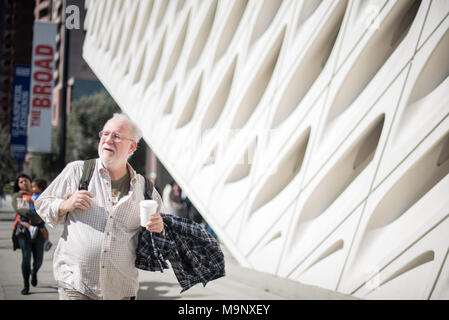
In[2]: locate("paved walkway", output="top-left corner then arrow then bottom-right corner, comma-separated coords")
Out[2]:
0,195 -> 355,300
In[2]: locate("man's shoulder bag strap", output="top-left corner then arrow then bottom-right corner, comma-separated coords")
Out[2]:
78,158 -> 154,200
144,176 -> 153,200
79,159 -> 96,190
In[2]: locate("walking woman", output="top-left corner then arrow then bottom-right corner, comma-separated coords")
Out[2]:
11,174 -> 45,295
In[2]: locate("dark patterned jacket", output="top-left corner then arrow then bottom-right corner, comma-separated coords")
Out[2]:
135,214 -> 225,292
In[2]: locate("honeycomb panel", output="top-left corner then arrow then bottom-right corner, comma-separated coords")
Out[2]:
83,0 -> 449,299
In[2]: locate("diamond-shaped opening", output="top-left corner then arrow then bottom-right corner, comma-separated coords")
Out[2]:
395,27 -> 449,142
176,73 -> 203,128
327,0 -> 420,122
137,0 -> 154,42
289,114 -> 384,252
225,137 -> 257,183
186,0 -> 218,70
231,27 -> 285,129
249,0 -> 283,47
144,30 -> 166,88
201,56 -> 237,135
164,12 -> 190,81
214,0 -> 248,64
271,0 -> 347,128
250,127 -> 310,214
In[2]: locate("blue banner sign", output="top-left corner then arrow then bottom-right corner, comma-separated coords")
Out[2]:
10,64 -> 31,161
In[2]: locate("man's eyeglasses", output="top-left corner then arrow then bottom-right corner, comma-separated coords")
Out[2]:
99,131 -> 134,142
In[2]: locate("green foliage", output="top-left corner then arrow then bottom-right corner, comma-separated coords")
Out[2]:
66,90 -> 121,162
3,183 -> 13,194
25,124 -> 61,182
0,125 -> 17,187
128,137 -> 148,176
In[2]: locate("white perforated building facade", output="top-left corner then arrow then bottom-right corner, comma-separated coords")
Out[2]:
82,0 -> 449,299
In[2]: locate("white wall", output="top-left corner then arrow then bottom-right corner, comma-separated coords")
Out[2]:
82,0 -> 449,299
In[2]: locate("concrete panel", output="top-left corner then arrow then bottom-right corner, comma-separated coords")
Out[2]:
82,0 -> 449,299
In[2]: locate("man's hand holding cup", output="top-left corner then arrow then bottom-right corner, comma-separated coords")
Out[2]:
140,200 -> 164,233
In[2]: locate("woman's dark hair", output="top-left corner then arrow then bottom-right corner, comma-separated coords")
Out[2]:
33,178 -> 47,192
13,174 -> 32,193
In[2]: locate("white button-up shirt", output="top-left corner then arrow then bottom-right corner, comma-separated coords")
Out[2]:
35,159 -> 165,299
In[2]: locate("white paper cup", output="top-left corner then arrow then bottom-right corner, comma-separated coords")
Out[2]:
139,200 -> 158,227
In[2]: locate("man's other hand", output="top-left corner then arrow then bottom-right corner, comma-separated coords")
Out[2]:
59,190 -> 94,215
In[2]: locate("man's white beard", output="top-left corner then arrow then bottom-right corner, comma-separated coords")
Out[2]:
99,154 -> 115,168
98,147 -> 130,170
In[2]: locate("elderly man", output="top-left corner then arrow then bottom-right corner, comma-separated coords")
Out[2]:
35,113 -> 165,300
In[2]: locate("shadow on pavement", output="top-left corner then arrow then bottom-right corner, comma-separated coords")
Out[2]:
28,290 -> 58,295
137,280 -> 210,300
137,281 -> 180,300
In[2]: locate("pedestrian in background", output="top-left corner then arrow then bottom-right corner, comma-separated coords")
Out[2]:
149,172 -> 161,194
11,174 -> 45,295
162,181 -> 174,215
30,178 -> 53,251
170,181 -> 187,218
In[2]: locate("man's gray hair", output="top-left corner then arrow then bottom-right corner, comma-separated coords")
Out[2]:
108,113 -> 143,142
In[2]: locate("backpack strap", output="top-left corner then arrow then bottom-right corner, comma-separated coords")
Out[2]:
144,176 -> 153,200
79,159 -> 96,190
79,158 -> 153,200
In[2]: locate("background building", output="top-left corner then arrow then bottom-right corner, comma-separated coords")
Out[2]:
83,0 -> 449,299
0,0 -> 34,132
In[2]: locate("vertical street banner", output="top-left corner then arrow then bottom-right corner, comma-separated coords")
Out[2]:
10,65 -> 31,162
27,21 -> 57,153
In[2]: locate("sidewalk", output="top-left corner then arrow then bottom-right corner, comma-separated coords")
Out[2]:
0,196 -> 355,300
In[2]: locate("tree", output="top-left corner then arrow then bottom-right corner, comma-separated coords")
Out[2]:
0,125 -> 18,188
24,125 -> 61,183
66,90 -> 121,162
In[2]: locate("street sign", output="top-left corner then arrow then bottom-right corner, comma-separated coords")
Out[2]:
10,64 -> 31,161
27,21 -> 57,153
